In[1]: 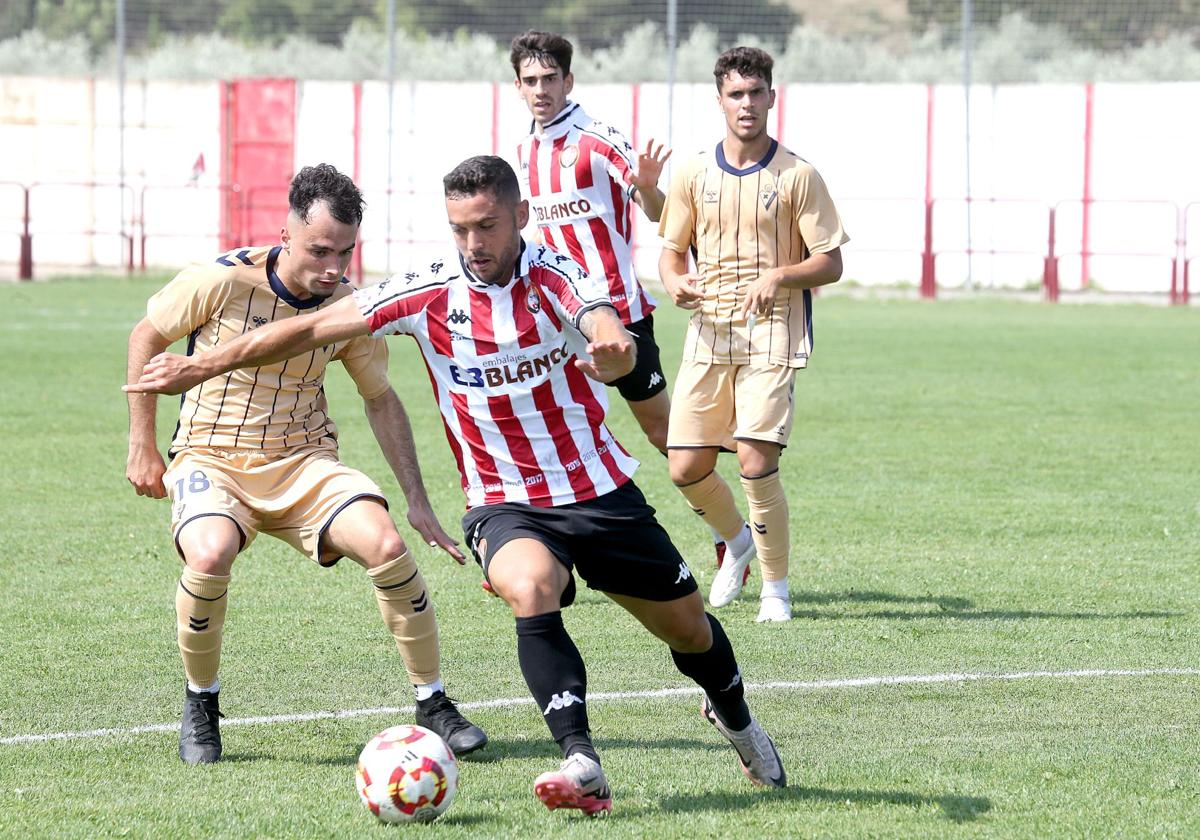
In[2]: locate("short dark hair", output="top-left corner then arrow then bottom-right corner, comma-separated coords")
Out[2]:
713,46 -> 774,91
443,156 -> 521,205
288,163 -> 364,226
510,30 -> 573,77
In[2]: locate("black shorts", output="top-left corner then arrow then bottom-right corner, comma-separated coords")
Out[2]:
610,315 -> 668,402
461,480 -> 698,607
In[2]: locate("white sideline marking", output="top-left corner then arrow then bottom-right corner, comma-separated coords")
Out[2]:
3,667 -> 1198,746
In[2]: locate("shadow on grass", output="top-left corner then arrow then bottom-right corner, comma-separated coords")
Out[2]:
268,734 -> 727,767
657,784 -> 992,823
791,590 -> 1178,621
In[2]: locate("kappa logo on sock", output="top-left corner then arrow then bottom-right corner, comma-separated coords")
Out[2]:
542,690 -> 583,715
674,562 -> 692,584
188,616 -> 210,632
722,670 -> 743,692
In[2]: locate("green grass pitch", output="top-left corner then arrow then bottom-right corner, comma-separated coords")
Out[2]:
0,275 -> 1197,838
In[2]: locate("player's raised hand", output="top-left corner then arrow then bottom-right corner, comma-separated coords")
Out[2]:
664,272 -> 704,310
407,500 -> 467,564
126,445 -> 167,498
576,337 -> 635,383
633,139 -> 672,192
123,352 -> 203,395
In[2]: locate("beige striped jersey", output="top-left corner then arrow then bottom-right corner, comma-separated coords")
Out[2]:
146,245 -> 391,455
658,140 -> 849,368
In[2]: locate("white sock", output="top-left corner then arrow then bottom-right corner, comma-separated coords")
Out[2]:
710,526 -> 724,545
728,523 -> 753,557
760,577 -> 789,600
188,679 -> 219,695
414,680 -> 444,701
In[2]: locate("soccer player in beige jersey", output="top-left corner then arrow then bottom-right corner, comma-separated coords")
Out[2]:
124,164 -> 486,764
658,47 -> 849,623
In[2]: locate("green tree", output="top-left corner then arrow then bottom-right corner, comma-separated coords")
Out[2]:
907,0 -> 1200,49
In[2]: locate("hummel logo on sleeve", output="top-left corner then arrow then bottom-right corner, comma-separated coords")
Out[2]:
543,690 -> 584,715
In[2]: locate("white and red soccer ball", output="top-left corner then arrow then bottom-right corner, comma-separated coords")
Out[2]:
356,724 -> 458,824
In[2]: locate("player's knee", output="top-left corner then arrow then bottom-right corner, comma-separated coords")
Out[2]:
669,456 -> 709,487
371,528 -> 409,569
343,524 -> 410,571
181,543 -> 236,576
738,445 -> 780,478
664,611 -> 713,653
178,517 -> 240,573
493,573 -> 561,615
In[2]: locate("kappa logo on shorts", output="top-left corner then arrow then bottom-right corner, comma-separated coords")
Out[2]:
723,670 -> 743,692
648,371 -> 663,388
543,690 -> 583,715
674,562 -> 692,584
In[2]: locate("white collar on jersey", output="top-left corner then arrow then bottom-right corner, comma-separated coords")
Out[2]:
458,239 -> 530,291
530,100 -> 584,140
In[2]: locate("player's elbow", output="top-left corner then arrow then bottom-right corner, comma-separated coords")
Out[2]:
128,318 -> 171,356
828,248 -> 843,281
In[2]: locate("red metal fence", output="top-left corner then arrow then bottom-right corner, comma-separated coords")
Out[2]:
1,181 -> 1194,304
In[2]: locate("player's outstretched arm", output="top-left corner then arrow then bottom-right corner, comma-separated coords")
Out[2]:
575,305 -> 636,383
631,139 -> 671,222
364,387 -> 466,564
658,247 -> 703,310
124,295 -> 370,395
125,317 -> 172,498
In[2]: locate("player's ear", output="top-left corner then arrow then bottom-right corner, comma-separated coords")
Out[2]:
768,88 -> 776,110
563,72 -> 574,96
516,199 -> 530,230
280,227 -> 291,254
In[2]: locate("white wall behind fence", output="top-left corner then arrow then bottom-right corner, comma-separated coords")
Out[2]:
1,77 -> 1196,295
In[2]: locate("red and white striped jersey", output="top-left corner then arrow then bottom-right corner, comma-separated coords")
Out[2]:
517,101 -> 655,326
353,242 -> 639,510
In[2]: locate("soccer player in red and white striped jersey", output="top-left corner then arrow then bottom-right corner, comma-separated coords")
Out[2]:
511,31 -> 673,454
127,155 -> 786,815
355,235 -> 639,509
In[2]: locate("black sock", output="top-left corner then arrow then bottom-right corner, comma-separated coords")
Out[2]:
670,613 -> 752,731
515,611 -> 595,760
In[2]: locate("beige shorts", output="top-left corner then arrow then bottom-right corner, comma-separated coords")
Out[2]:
667,359 -> 796,449
165,445 -> 387,566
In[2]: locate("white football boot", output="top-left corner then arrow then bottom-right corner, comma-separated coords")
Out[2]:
755,596 -> 792,623
709,526 -> 756,608
701,697 -> 786,788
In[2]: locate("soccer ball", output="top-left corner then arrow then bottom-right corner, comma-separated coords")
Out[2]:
356,724 -> 459,824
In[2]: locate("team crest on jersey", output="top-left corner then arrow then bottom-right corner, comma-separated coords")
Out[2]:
526,287 -> 541,314
760,186 -> 778,211
560,144 -> 580,168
